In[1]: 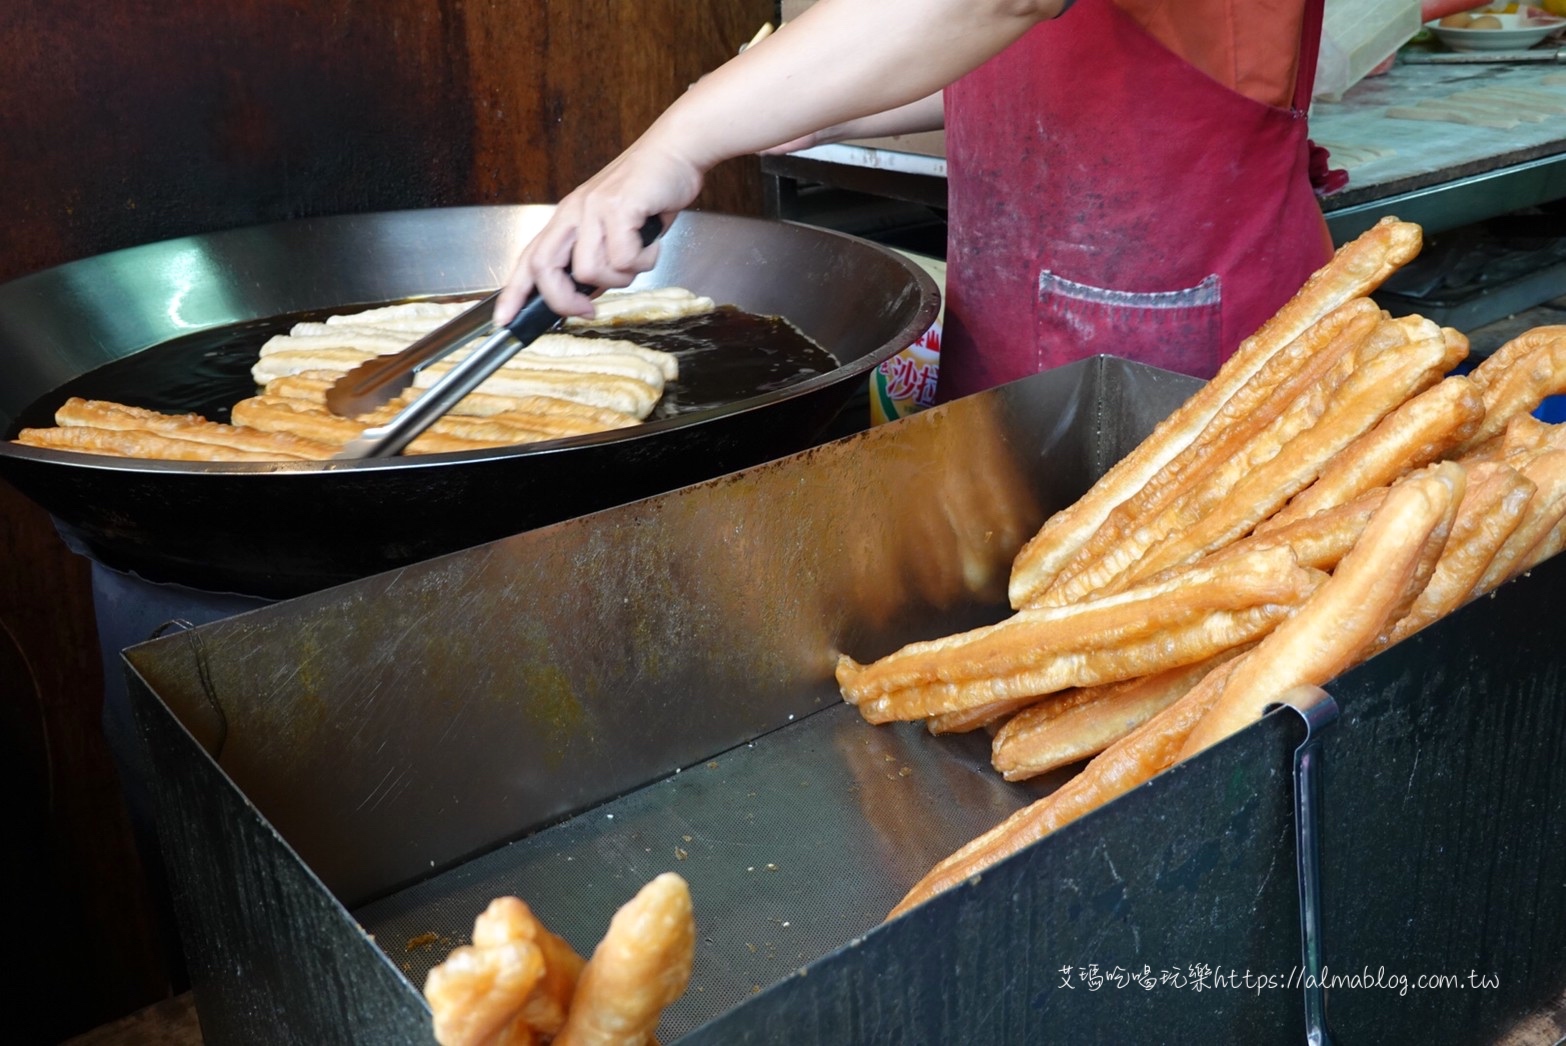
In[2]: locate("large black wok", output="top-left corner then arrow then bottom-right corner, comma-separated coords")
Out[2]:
0,206 -> 939,597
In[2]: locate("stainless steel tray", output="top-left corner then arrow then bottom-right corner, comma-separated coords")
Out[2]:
123,357 -> 1566,1044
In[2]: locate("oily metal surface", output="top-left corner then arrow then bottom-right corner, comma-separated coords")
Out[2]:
119,358 -> 1170,908
0,205 -> 937,596
355,705 -> 1070,1041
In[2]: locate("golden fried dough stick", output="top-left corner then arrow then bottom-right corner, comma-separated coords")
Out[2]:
1112,332 -> 1463,589
232,395 -> 508,455
1262,375 -> 1484,530
1457,414 -> 1558,466
1191,487 -> 1388,574
1180,462 -> 1465,757
52,396 -> 339,460
1454,329 -> 1566,454
1033,299 -> 1381,608
1474,451 -> 1566,593
1005,218 -> 1421,608
555,873 -> 695,1046
1518,510 -> 1566,574
472,898 -> 585,1039
853,603 -> 1299,725
838,547 -> 1322,724
1373,464 -> 1534,650
888,655 -> 1245,918
1465,326 -> 1566,394
425,938 -> 547,1046
14,424 -> 308,462
926,694 -> 1043,735
990,647 -> 1251,782
889,463 -> 1464,920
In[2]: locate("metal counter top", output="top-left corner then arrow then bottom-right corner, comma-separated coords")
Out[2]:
1312,58 -> 1566,240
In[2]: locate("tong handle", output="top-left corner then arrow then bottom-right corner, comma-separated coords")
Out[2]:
1269,685 -> 1340,1046
334,215 -> 664,460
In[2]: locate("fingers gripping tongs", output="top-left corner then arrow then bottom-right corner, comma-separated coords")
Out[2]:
329,216 -> 664,460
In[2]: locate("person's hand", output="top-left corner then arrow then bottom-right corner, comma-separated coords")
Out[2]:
494,139 -> 705,324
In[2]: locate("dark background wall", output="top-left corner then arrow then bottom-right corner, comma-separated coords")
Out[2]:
0,1 -> 770,1039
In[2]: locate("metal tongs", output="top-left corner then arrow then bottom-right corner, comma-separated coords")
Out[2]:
330,215 -> 664,460
1270,684 -> 1340,1046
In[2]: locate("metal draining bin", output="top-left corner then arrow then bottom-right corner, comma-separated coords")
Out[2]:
123,357 -> 1566,1045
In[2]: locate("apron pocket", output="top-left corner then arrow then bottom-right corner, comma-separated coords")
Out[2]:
1035,270 -> 1223,379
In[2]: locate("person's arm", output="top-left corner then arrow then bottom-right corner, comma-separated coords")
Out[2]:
761,90 -> 945,156
495,0 -> 1066,322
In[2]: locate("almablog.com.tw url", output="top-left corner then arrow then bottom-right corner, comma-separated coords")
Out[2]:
1057,964 -> 1500,997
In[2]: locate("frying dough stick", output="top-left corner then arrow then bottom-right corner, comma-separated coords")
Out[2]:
1035,299 -> 1382,608
554,873 -> 695,1046
990,647 -> 1251,782
265,372 -> 643,431
1474,451 -> 1566,593
888,464 -> 1463,919
1005,217 -> 1422,608
251,347 -> 379,384
259,329 -> 414,357
1454,331 -> 1566,454
471,898 -> 585,1039
438,342 -> 670,387
424,939 -> 547,1046
233,395 -> 509,455
1113,332 -> 1463,589
420,391 -> 643,428
1374,464 -> 1534,648
522,333 -> 680,381
562,287 -> 716,329
837,547 -> 1321,721
13,424 -> 311,462
1262,375 -> 1484,531
411,367 -> 661,419
359,402 -> 605,443
53,396 -> 339,460
1180,462 -> 1466,757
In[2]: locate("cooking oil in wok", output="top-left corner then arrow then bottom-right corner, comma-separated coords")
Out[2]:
12,302 -> 839,431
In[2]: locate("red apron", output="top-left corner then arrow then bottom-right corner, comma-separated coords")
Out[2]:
937,0 -> 1331,401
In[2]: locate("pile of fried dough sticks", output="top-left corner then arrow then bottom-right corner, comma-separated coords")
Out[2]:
834,217 -> 1566,918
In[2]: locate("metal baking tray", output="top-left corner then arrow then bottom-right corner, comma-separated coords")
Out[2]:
122,357 -> 1566,1044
